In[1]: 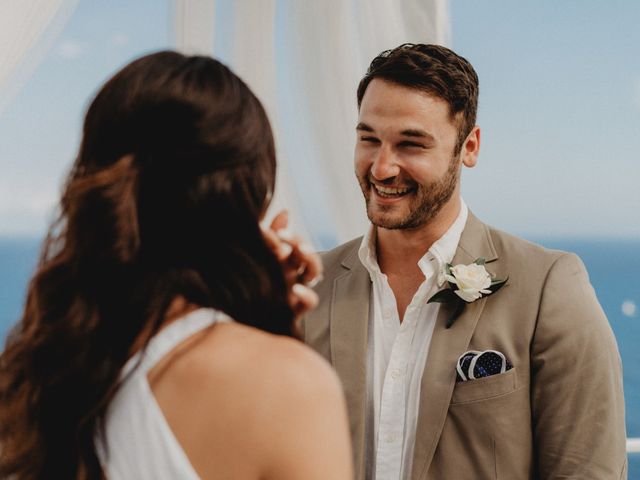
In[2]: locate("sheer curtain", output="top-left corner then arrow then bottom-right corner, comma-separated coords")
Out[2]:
0,0 -> 79,116
174,0 -> 450,247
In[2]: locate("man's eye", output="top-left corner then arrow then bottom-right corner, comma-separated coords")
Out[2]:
360,136 -> 380,144
399,141 -> 425,149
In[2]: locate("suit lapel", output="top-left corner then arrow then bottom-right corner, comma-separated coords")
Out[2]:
330,246 -> 371,480
411,212 -> 498,480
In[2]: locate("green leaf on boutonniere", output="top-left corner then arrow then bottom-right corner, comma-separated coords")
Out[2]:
427,288 -> 459,304
428,285 -> 469,329
473,257 -> 486,266
488,276 -> 508,293
446,300 -> 467,328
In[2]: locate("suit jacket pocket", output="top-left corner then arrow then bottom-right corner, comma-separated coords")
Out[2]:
451,367 -> 518,404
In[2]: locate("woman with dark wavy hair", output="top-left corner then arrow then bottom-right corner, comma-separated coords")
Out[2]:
0,51 -> 352,479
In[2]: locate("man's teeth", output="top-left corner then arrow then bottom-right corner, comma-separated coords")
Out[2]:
374,184 -> 410,196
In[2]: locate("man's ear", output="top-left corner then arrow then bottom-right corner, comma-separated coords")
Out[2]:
461,126 -> 480,168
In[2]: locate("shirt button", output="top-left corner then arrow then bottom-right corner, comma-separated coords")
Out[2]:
385,433 -> 397,443
391,369 -> 402,379
383,308 -> 393,319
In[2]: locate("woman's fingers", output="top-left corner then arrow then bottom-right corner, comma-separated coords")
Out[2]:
290,283 -> 319,314
291,243 -> 322,286
261,210 -> 323,321
261,221 -> 292,261
269,209 -> 289,232
276,229 -> 322,286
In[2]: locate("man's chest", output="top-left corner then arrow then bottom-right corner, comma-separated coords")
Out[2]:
384,269 -> 434,322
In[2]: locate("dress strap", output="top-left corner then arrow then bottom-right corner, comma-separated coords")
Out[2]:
121,308 -> 232,378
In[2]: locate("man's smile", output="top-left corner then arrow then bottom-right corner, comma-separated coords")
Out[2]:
372,184 -> 410,198
370,182 -> 415,200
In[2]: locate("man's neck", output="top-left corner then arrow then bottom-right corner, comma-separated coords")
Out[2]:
376,197 -> 461,275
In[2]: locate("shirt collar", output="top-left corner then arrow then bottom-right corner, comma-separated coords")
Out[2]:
358,223 -> 381,276
358,199 -> 468,280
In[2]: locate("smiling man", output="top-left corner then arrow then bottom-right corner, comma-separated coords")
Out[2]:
303,44 -> 627,480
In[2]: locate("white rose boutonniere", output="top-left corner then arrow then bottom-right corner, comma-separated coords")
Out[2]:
447,263 -> 492,302
428,258 -> 507,328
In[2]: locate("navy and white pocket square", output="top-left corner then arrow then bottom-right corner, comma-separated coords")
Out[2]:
456,349 -> 512,382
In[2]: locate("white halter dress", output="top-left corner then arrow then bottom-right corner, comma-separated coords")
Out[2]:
96,308 -> 232,479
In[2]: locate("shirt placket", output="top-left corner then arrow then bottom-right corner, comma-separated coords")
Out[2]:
375,280 -> 418,480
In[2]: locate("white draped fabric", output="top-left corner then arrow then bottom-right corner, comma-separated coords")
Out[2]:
0,0 -> 79,116
174,0 -> 217,56
174,0 -> 450,248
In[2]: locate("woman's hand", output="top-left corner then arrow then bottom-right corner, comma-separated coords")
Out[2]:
261,210 -> 323,324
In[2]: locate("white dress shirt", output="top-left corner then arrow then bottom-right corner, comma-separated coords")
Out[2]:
358,201 -> 468,480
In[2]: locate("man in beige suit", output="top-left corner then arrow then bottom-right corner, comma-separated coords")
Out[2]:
302,44 -> 626,479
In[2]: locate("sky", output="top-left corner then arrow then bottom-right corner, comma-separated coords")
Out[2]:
450,0 -> 640,239
0,0 -> 639,240
0,0 -> 173,237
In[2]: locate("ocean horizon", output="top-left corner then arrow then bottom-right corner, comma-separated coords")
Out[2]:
1,235 -> 639,476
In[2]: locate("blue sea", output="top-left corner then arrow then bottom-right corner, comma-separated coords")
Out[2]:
1,236 -> 639,476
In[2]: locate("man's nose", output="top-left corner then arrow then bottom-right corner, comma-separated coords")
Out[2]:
370,147 -> 400,181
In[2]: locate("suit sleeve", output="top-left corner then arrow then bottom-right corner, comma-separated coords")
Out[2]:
531,253 -> 627,479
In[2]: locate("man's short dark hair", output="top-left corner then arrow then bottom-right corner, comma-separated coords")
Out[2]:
357,44 -> 479,154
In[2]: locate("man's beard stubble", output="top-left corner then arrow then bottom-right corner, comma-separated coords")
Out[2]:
360,154 -> 460,231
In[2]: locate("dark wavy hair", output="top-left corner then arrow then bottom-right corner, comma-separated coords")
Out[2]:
357,43 -> 479,154
0,51 -> 294,479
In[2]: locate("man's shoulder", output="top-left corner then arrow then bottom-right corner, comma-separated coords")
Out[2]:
482,221 -> 568,266
477,218 -> 588,288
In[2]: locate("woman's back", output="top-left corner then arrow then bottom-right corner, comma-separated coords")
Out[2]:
99,307 -> 352,480
0,51 -> 351,479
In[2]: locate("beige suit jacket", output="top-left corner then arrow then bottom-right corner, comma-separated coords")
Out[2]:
303,212 -> 627,480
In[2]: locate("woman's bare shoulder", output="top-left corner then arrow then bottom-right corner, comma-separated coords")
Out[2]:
198,321 -> 341,396
150,320 -> 351,479
207,324 -> 352,479
151,320 -> 342,410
